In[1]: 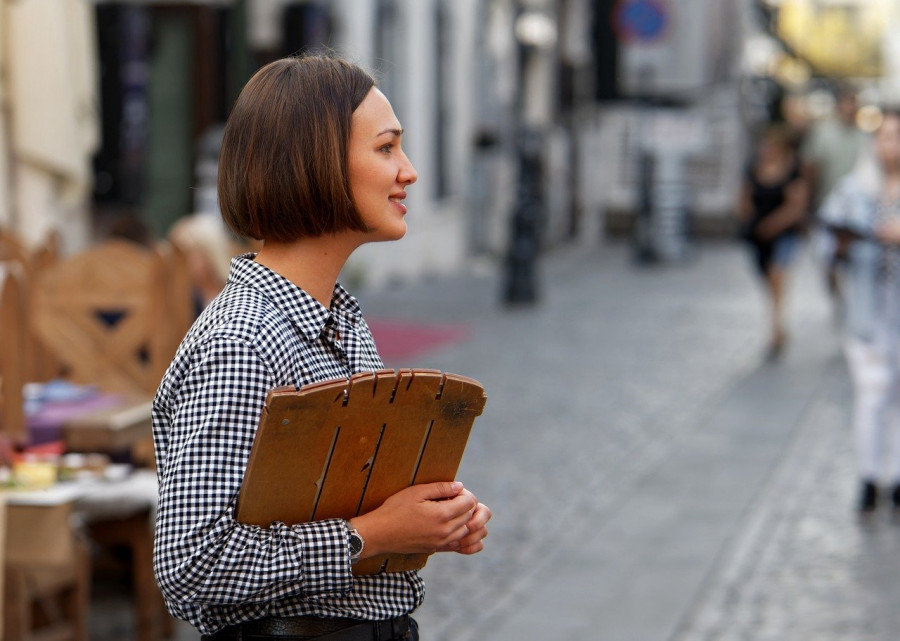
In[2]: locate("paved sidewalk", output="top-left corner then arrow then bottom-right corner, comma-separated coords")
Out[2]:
672,364 -> 900,641
362,240 -> 898,641
134,239 -> 898,641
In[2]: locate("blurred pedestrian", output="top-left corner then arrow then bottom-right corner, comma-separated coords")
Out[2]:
152,55 -> 491,640
802,85 -> 869,316
778,91 -> 812,152
819,109 -> 900,515
737,123 -> 811,359
803,86 -> 867,212
168,213 -> 234,315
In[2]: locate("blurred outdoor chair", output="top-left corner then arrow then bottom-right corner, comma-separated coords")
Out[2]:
25,238 -> 178,640
29,238 -> 169,396
0,231 -> 63,384
4,500 -> 90,641
1,259 -> 90,641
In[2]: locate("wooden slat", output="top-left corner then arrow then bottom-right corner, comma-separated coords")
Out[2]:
385,373 -> 486,573
356,370 -> 443,514
312,372 -> 396,521
235,369 -> 486,575
0,263 -> 26,443
237,383 -> 344,526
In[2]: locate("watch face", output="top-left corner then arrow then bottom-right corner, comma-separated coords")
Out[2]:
349,532 -> 363,555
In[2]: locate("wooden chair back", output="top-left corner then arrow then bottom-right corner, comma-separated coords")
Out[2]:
30,240 -> 170,396
0,264 -> 27,444
0,231 -> 29,268
0,230 -> 63,383
0,230 -> 59,277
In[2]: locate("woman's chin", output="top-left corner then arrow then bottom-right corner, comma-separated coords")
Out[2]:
374,224 -> 408,242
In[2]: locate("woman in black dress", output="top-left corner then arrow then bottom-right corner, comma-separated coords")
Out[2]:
737,124 -> 811,359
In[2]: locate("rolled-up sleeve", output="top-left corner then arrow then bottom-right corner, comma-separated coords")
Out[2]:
153,335 -> 353,607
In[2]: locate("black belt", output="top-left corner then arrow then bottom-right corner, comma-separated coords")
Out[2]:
204,615 -> 413,640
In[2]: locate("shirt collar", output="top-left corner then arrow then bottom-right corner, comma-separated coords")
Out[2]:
227,254 -> 362,342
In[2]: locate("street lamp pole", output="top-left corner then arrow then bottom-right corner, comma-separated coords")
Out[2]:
503,110 -> 543,305
503,3 -> 556,306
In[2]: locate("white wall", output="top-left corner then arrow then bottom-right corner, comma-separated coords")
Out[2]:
447,0 -> 478,200
331,0 -> 478,289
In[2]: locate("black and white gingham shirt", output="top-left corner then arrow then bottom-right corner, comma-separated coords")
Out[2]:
152,255 -> 424,635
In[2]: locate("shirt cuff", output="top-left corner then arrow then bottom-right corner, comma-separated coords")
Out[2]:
291,518 -> 354,595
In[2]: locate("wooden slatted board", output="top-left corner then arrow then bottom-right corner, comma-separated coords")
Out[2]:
236,369 -> 486,575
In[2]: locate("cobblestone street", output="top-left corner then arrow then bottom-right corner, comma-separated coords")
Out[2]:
153,239 -> 898,641
363,239 -> 899,641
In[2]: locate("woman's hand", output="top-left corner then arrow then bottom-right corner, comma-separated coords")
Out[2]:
439,499 -> 491,555
350,481 -> 490,559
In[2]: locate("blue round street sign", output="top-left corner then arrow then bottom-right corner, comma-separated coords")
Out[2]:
613,0 -> 670,43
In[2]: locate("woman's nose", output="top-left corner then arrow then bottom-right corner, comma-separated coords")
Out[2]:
400,154 -> 418,185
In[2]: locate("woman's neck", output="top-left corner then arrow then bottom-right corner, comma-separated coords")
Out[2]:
254,235 -> 357,307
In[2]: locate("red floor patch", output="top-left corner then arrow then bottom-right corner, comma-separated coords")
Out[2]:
367,319 -> 471,362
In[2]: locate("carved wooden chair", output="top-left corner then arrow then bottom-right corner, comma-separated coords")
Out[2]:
29,239 -> 169,396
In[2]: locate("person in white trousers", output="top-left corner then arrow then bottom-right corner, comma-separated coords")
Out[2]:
820,109 -> 900,515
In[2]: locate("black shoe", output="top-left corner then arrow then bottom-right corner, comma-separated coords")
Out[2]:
891,484 -> 900,509
860,481 -> 878,513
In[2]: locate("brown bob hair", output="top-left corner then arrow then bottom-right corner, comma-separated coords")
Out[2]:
218,55 -> 376,242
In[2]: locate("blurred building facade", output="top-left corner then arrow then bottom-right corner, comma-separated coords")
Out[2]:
4,0 -> 900,286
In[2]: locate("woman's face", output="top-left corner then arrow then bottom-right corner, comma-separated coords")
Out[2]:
347,88 -> 418,241
756,134 -> 788,165
875,114 -> 900,169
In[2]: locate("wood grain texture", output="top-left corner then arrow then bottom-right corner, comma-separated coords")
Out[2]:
30,240 -> 170,395
236,369 -> 486,575
0,264 -> 26,443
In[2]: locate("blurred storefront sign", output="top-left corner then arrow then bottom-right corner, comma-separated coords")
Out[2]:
615,0 -> 740,98
773,0 -> 888,78
613,0 -> 670,44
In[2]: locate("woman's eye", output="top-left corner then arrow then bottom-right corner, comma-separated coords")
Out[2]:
379,144 -> 393,153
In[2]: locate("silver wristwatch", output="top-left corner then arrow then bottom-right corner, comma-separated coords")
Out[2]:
345,520 -> 364,564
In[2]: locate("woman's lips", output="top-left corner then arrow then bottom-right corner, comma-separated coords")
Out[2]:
389,191 -> 407,214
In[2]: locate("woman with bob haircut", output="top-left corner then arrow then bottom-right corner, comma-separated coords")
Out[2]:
152,55 -> 491,641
